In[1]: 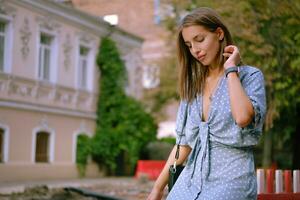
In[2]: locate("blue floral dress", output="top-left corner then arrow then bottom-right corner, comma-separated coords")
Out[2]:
166,66 -> 267,200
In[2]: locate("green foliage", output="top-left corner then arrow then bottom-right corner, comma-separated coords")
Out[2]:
76,134 -> 91,177
158,0 -> 300,168
145,141 -> 174,160
92,37 -> 157,175
159,136 -> 176,145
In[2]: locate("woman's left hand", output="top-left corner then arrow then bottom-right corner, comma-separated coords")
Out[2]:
223,45 -> 241,69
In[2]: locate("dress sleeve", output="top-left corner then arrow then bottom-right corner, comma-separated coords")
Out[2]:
240,69 -> 267,134
175,100 -> 189,145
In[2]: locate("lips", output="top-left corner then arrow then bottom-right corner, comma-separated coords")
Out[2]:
197,54 -> 205,61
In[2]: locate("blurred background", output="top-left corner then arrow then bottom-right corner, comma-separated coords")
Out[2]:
0,0 -> 299,183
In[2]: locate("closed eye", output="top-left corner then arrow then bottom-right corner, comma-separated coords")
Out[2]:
195,36 -> 204,42
185,42 -> 192,49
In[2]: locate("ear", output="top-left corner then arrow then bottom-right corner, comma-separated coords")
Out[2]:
216,27 -> 224,41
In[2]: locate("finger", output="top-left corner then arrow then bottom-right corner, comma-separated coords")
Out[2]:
224,45 -> 234,53
223,53 -> 232,58
224,45 -> 238,54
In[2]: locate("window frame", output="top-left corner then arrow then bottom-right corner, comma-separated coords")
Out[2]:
75,41 -> 94,92
0,15 -> 13,74
72,130 -> 92,164
0,123 -> 9,164
36,29 -> 58,83
32,126 -> 55,164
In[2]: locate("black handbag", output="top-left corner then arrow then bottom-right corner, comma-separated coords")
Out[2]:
168,103 -> 188,192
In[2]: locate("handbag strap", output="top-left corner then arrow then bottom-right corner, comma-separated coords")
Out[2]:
173,102 -> 188,169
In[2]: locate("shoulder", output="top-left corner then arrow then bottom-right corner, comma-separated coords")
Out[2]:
238,65 -> 264,82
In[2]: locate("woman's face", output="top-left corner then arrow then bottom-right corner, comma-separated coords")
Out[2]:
182,25 -> 223,67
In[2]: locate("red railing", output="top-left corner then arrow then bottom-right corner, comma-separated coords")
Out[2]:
257,169 -> 300,200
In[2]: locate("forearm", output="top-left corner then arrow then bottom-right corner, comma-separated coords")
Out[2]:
153,145 -> 191,191
227,72 -> 254,127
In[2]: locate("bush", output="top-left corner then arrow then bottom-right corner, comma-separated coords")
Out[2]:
76,134 -> 91,177
145,141 -> 174,160
92,37 -> 157,175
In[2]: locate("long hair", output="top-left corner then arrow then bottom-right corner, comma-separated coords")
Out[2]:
177,7 -> 233,102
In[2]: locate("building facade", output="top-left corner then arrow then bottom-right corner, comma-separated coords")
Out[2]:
0,0 -> 143,181
70,0 -> 178,138
71,0 -> 171,90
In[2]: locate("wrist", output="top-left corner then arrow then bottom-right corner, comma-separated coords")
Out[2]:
225,66 -> 239,78
153,183 -> 165,192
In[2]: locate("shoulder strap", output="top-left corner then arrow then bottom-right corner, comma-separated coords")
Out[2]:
174,103 -> 188,161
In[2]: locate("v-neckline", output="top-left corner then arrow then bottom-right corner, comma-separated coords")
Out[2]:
199,75 -> 225,123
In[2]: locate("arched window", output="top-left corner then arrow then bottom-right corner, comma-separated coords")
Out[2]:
35,131 -> 50,162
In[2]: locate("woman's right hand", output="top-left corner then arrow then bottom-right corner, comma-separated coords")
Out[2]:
147,187 -> 164,200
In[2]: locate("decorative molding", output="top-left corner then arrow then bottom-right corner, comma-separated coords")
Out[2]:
63,33 -> 72,71
76,31 -> 96,45
0,100 -> 96,119
0,74 -> 97,116
36,15 -> 61,32
39,115 -> 49,130
19,17 -> 32,59
79,120 -> 87,133
0,0 -> 17,18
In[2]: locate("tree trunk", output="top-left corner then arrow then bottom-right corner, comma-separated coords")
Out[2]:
262,131 -> 272,168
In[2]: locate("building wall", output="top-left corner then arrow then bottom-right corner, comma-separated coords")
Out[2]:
0,107 -> 100,181
0,0 -> 143,181
72,0 -> 171,90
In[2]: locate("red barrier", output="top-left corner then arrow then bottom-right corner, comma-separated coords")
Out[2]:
285,170 -> 293,193
266,169 -> 275,193
258,194 -> 300,200
135,160 -> 166,180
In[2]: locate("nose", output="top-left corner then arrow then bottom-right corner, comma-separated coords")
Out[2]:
191,42 -> 200,54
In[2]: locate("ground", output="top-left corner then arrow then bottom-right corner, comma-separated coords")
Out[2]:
0,177 -> 168,200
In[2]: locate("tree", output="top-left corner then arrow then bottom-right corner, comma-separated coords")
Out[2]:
92,37 -> 157,175
157,0 -> 300,168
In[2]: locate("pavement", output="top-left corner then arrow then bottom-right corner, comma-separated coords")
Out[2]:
0,177 -> 140,195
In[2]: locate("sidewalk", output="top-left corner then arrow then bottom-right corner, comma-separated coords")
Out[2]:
0,177 -> 140,194
0,177 -> 162,200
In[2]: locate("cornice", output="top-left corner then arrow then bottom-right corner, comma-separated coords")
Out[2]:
9,0 -> 143,47
0,100 -> 97,119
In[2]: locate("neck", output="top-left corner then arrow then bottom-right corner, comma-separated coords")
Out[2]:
207,66 -> 224,79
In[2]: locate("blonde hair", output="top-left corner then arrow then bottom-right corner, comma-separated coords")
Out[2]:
177,7 -> 233,102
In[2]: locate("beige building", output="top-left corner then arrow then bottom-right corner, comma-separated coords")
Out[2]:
71,0 -> 178,138
71,0 -> 171,90
0,0 -> 143,181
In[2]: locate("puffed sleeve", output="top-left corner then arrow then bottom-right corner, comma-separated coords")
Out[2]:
240,67 -> 267,134
175,100 -> 189,145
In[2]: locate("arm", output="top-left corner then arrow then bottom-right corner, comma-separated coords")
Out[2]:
223,45 -> 254,127
227,72 -> 254,127
147,145 -> 191,200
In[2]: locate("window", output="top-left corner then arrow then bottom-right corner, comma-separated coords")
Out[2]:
38,34 -> 53,81
0,129 -> 3,163
154,0 -> 161,24
143,64 -> 160,89
78,46 -> 89,90
0,21 -> 6,72
35,131 -> 49,162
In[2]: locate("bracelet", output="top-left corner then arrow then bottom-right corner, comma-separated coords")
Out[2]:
225,66 -> 239,77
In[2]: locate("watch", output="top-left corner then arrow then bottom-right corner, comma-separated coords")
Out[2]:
225,66 -> 239,77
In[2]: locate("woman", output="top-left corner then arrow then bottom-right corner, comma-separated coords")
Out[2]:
147,7 -> 266,200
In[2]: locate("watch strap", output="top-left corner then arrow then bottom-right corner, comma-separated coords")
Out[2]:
225,66 -> 239,77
